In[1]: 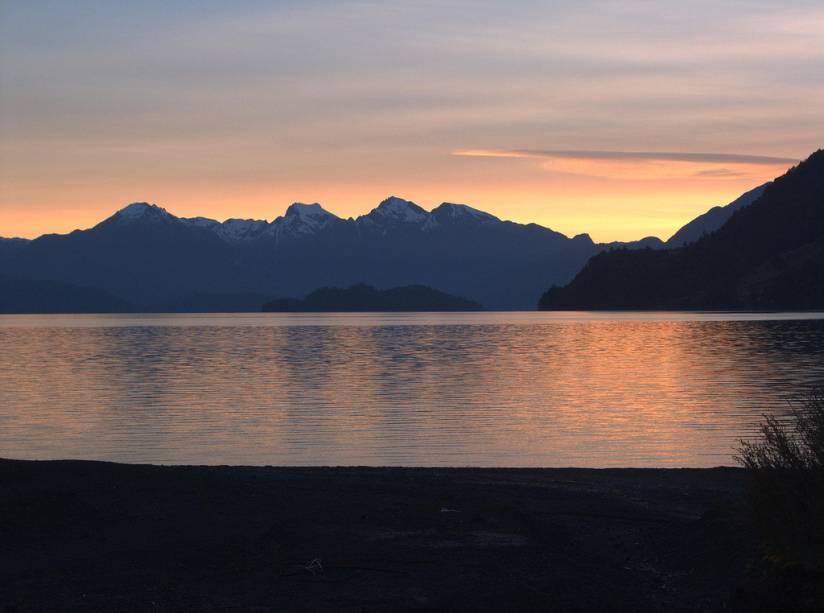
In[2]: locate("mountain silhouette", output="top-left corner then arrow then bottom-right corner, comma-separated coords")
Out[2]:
0,197 -> 663,311
0,237 -> 29,259
539,149 -> 824,310
0,184 -> 776,312
664,182 -> 769,248
263,283 -> 483,312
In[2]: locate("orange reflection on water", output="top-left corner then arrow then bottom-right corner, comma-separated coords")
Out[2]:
0,312 -> 822,467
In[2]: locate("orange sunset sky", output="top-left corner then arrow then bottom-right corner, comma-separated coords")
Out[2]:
1,1 -> 821,242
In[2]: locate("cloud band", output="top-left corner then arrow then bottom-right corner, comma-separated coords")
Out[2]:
452,149 -> 798,165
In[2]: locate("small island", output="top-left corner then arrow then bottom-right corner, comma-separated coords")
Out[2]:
262,283 -> 483,312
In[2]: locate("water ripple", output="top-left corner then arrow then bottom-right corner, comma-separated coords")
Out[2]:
1,312 -> 823,467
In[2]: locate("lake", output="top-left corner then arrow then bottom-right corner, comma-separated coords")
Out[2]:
1,312 -> 823,467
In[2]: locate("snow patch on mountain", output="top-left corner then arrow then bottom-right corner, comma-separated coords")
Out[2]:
116,202 -> 172,221
265,203 -> 340,241
286,203 -> 338,228
182,216 -> 269,241
435,203 -> 498,221
217,219 -> 270,241
183,216 -> 220,229
366,196 -> 429,224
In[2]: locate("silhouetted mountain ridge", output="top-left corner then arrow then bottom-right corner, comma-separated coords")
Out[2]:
539,149 -> 824,310
665,183 -> 770,248
0,197 -> 663,310
0,182 -> 780,311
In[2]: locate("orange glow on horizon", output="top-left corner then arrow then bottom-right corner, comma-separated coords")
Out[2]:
1,2 -> 819,244
0,160 -> 790,243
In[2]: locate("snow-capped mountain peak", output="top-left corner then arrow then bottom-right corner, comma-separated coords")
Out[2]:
264,202 -> 340,241
283,202 -> 338,230
285,202 -> 335,221
368,196 -> 429,223
116,202 -> 173,222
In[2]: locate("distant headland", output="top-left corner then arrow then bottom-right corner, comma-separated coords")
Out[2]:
262,283 -> 483,312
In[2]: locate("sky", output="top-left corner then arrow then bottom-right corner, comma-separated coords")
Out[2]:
1,0 -> 822,241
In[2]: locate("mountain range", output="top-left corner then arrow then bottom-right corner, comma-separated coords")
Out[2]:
0,183 -> 775,312
540,149 -> 824,310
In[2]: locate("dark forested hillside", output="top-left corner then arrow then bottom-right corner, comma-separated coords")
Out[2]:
539,149 -> 824,310
664,183 -> 769,248
263,283 -> 483,312
0,277 -> 133,313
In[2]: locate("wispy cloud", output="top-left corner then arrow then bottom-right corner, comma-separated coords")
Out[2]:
691,168 -> 749,178
1,0 -> 819,240
452,149 -> 799,165
451,148 -> 798,181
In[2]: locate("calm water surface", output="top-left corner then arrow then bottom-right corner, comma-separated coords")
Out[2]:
2,312 -> 823,467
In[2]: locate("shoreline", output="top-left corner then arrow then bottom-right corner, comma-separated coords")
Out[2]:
2,459 -> 763,611
0,457 -> 744,469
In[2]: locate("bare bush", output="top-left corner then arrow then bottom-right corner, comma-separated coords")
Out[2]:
736,389 -> 824,569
